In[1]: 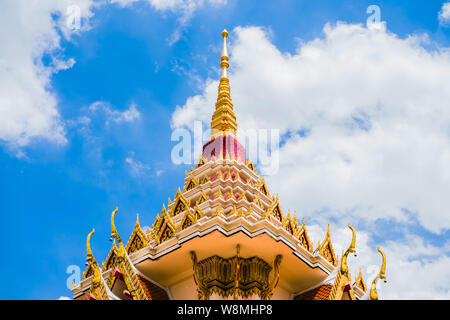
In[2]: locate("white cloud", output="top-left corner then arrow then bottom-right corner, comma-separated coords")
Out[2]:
125,156 -> 150,178
172,24 -> 450,234
0,0 -> 97,150
58,296 -> 72,300
89,102 -> 141,125
0,0 -> 220,152
439,2 -> 450,26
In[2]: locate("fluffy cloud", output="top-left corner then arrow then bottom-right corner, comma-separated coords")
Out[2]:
89,101 -> 141,125
439,2 -> 450,25
0,0 -> 217,152
0,0 -> 97,150
125,156 -> 150,177
172,24 -> 450,234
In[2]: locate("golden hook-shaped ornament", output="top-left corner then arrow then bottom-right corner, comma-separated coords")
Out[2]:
340,224 -> 357,277
370,247 -> 387,300
86,228 -> 95,264
110,207 -> 122,244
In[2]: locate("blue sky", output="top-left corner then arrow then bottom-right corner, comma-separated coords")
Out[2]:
1,0 -> 450,299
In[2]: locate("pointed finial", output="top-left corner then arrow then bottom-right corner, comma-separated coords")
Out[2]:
210,29 -> 237,136
136,213 -> 140,226
221,29 -> 229,79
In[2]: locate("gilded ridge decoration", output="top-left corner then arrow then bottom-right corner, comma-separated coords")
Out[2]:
318,225 -> 338,266
369,247 -> 387,300
125,214 -> 149,255
257,177 -> 269,196
355,269 -> 367,292
177,209 -> 198,233
102,240 -> 118,272
297,218 -> 313,253
171,188 -> 190,216
152,204 -> 176,245
82,229 -> 96,280
340,224 -> 357,278
84,229 -> 109,300
246,159 -> 255,172
110,208 -> 148,300
196,190 -> 209,205
196,155 -> 207,168
263,196 -> 283,222
184,172 -> 199,192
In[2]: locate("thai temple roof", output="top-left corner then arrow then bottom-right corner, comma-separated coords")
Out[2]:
72,30 -> 387,301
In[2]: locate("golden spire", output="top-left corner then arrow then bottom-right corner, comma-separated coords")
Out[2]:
211,29 -> 238,136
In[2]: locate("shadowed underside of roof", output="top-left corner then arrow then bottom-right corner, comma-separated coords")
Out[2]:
137,275 -> 170,300
294,285 -> 332,300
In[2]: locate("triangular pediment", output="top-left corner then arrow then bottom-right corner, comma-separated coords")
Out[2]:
102,241 -> 118,272
257,177 -> 269,196
184,173 -> 199,192
126,214 -> 149,255
318,225 -> 338,266
196,190 -> 209,205
171,188 -> 190,216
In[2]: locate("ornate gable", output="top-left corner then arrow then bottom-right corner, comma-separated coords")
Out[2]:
199,175 -> 209,185
154,205 -> 176,245
354,269 -> 367,292
171,188 -> 190,216
318,225 -> 338,267
246,159 -> 255,172
263,196 -> 283,222
253,194 -> 263,208
257,177 -> 269,196
177,209 -> 197,232
296,218 -> 313,253
126,214 -> 149,255
102,240 -> 118,272
282,211 -> 295,235
196,189 -> 209,205
193,205 -> 205,220
184,173 -> 199,192
196,155 -> 207,168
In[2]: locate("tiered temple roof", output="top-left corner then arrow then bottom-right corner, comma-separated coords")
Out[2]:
72,30 -> 386,301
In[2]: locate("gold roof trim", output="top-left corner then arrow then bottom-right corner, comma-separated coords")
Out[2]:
354,269 -> 367,292
318,225 -> 338,267
125,214 -> 150,255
